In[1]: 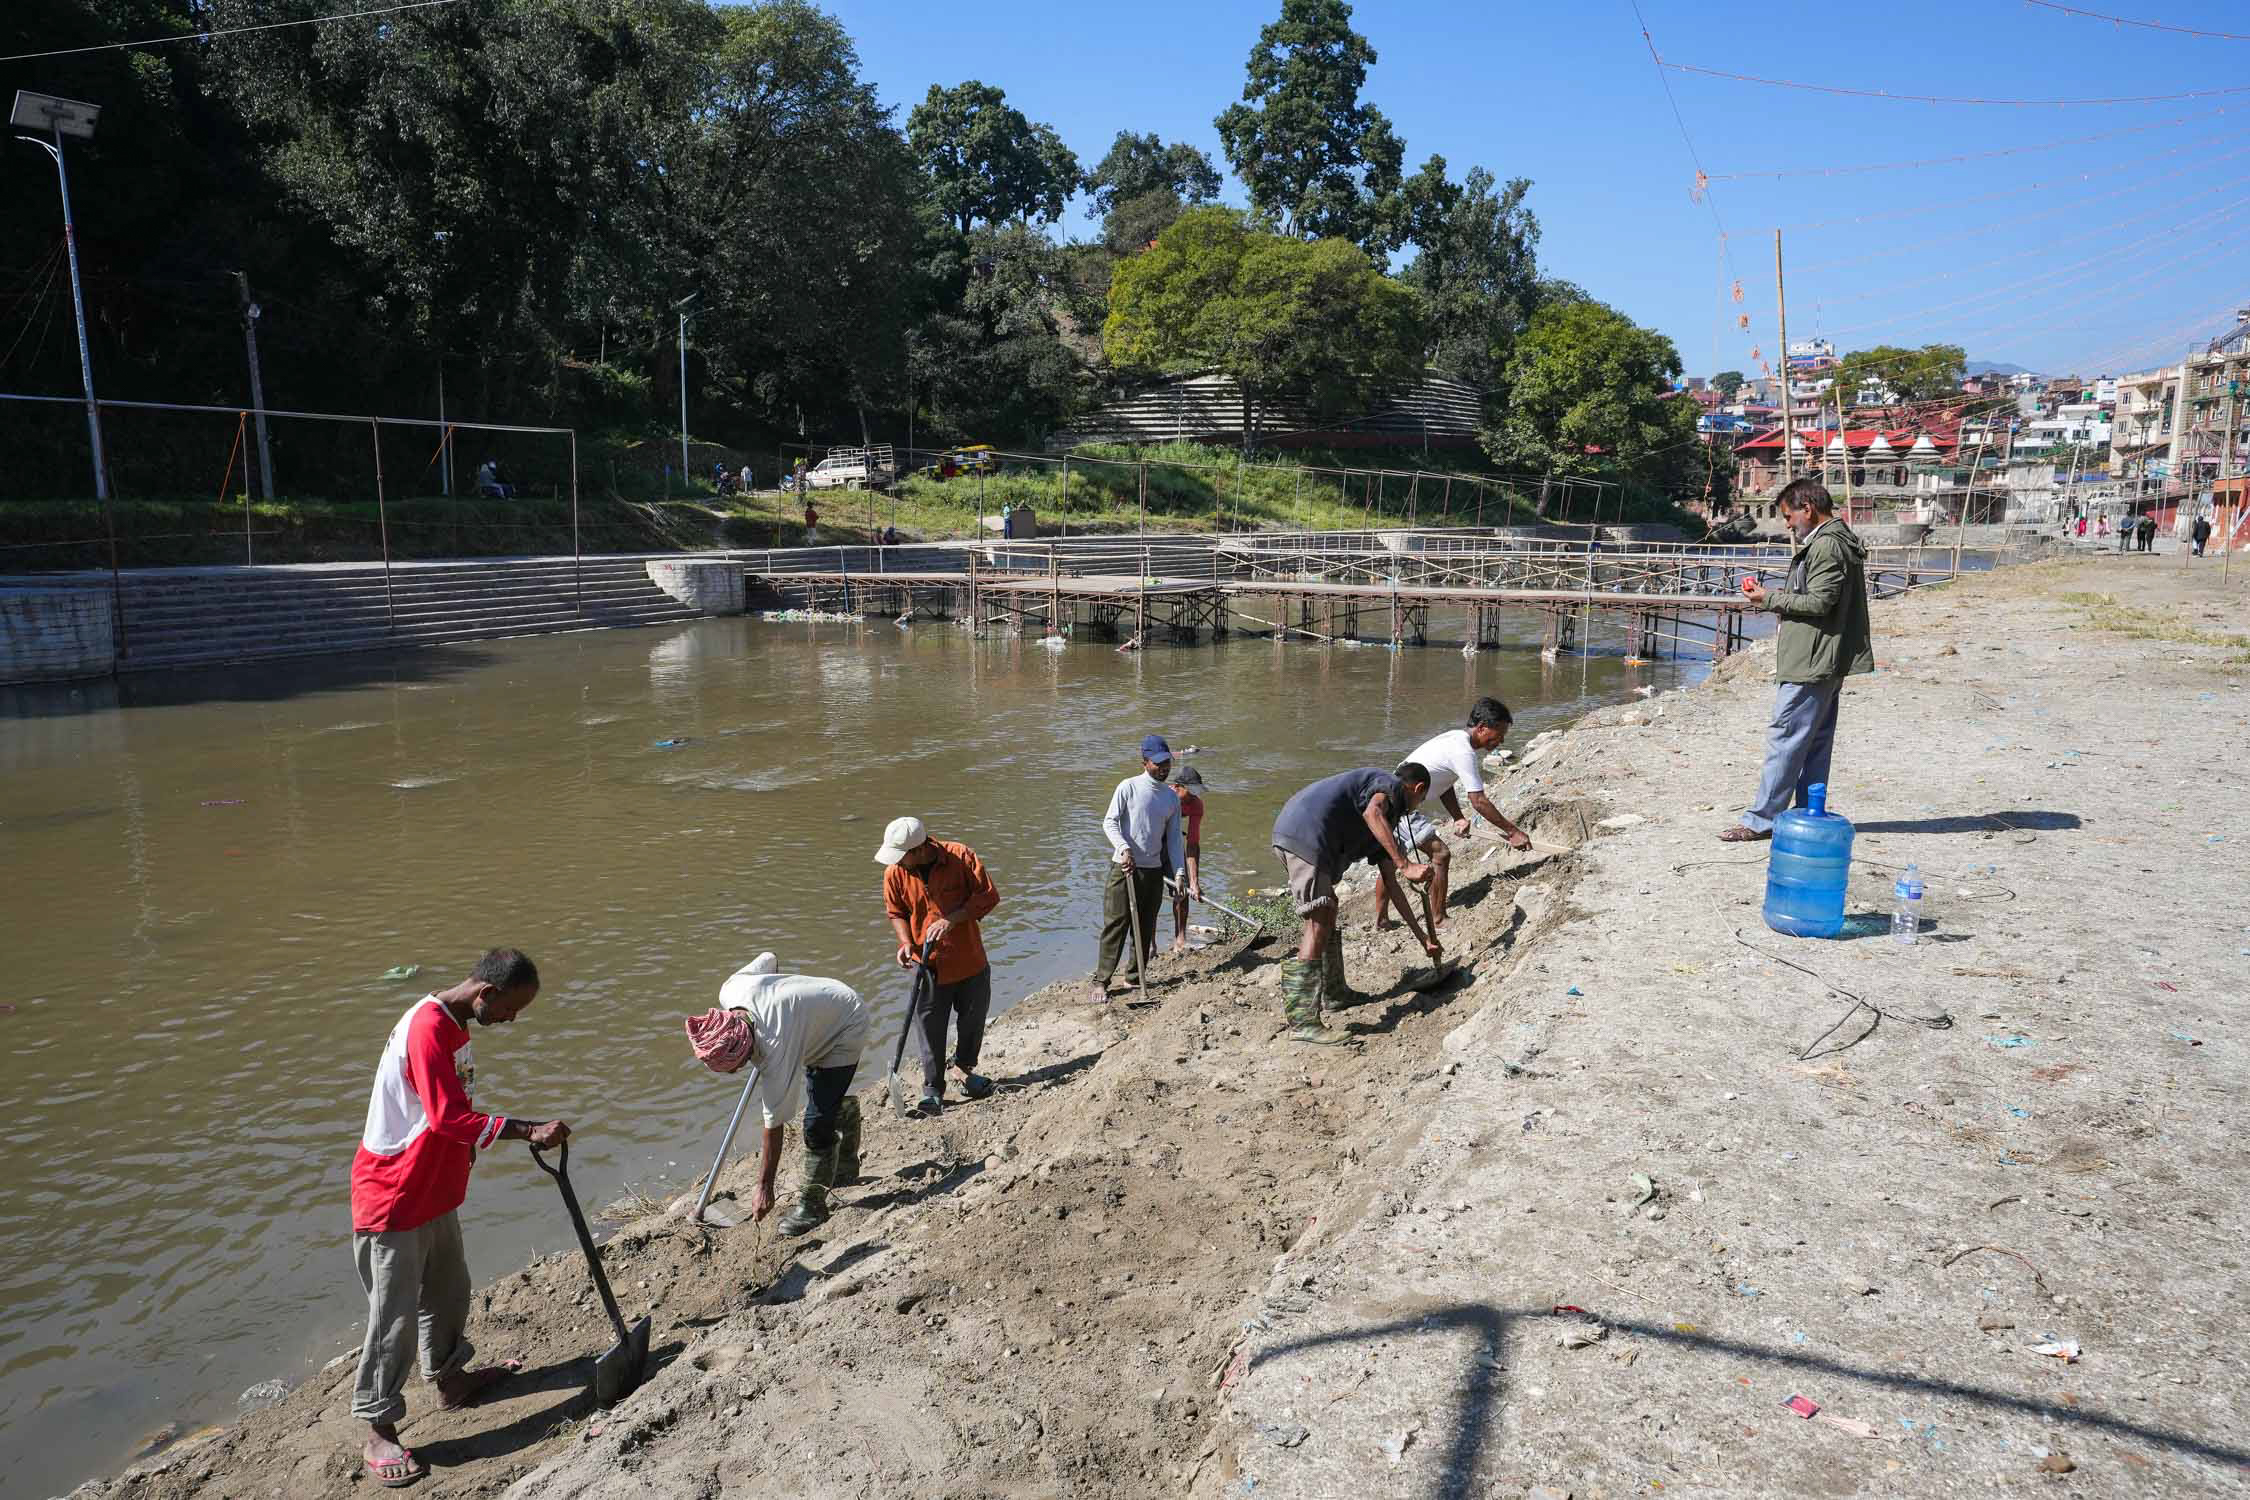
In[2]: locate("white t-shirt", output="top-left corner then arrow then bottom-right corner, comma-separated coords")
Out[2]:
1404,727 -> 1485,807
719,966 -> 870,1128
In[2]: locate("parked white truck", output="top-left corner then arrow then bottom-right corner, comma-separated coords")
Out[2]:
802,444 -> 897,491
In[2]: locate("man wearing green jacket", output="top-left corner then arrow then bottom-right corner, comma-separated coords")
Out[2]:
1721,477 -> 1874,842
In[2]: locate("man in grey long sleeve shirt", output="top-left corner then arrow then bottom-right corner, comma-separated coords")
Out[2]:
1088,734 -> 1186,1002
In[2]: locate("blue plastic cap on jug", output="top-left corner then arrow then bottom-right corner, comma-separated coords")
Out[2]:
1806,782 -> 1828,815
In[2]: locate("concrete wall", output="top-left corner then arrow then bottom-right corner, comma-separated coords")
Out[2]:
645,559 -> 745,616
0,586 -> 115,684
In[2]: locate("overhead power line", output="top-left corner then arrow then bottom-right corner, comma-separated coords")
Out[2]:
1655,55 -> 2250,107
1701,105 -> 2234,182
2021,0 -> 2250,43
0,0 -> 461,65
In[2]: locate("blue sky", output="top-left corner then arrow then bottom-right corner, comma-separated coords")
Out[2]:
824,0 -> 2250,379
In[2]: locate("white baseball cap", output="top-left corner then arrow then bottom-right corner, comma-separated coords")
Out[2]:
874,815 -> 928,866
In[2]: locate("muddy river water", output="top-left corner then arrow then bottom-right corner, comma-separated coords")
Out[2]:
0,607 -> 1714,1496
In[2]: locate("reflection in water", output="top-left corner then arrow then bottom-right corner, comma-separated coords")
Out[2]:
0,606 -> 1713,1497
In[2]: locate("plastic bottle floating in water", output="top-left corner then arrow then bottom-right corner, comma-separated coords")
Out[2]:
1763,783 -> 1854,938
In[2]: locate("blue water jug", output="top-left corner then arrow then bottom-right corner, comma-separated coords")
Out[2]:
1762,783 -> 1854,938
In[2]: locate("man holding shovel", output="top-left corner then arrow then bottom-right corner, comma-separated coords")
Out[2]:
348,948 -> 570,1489
1374,697 -> 1531,934
877,815 -> 1002,1116
1270,764 -> 1443,1045
700,953 -> 872,1236
1088,734 -> 1186,1003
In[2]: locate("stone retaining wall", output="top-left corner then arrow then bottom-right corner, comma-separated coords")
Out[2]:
645,559 -> 745,616
0,585 -> 115,683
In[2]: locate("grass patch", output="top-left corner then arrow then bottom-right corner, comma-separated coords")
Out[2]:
2060,590 -> 2250,660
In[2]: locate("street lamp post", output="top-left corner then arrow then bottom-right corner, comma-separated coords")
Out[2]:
674,291 -> 700,488
11,90 -> 108,501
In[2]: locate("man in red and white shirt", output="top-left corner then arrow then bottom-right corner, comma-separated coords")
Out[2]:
348,948 -> 569,1489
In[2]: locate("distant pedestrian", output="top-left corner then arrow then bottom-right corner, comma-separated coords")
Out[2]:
739,464 -> 754,494
803,497 -> 819,545
1168,765 -> 1207,954
2117,515 -> 2133,552
2075,516 -> 2086,540
2193,513 -> 2213,556
2096,515 -> 2109,541
876,816 -> 1001,1117
1269,764 -> 1442,1045
1374,697 -> 1532,934
1087,735 -> 1185,1003
1722,478 -> 1873,843
2139,513 -> 2157,552
349,948 -> 570,1490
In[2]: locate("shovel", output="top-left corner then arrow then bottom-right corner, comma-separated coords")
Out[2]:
531,1140 -> 650,1408
1120,860 -> 1151,996
1172,880 -> 1266,933
885,937 -> 938,1116
686,1061 -> 763,1228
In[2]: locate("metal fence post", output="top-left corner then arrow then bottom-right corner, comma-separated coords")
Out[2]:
570,429 -> 582,613
371,417 -> 395,633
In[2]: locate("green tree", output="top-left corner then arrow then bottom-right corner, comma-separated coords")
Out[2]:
1713,369 -> 1746,400
1103,205 -> 1422,452
1084,131 -> 1222,215
911,221 -> 1087,443
1396,156 -> 1540,388
1484,298 -> 1696,496
906,81 -> 1080,234
1213,0 -> 1405,256
1831,343 -> 1965,404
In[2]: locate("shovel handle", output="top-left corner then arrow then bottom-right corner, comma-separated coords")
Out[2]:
530,1142 -> 631,1346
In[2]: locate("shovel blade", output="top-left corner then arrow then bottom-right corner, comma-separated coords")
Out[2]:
591,1316 -> 652,1407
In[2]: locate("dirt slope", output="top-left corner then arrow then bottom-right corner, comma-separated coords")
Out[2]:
73,804 -> 1584,1500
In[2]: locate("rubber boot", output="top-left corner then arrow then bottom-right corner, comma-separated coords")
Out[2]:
777,1142 -> 836,1236
832,1097 -> 863,1188
1279,957 -> 1351,1046
1321,929 -> 1365,1009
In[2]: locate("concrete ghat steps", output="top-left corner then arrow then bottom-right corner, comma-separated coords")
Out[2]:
109,556 -> 706,670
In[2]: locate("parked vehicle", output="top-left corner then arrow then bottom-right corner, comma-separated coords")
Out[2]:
919,443 -> 1000,481
803,444 -> 897,492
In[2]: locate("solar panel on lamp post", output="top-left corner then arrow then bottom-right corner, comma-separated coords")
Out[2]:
11,90 -> 109,503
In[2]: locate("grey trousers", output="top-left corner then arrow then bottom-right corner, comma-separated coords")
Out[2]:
350,1210 -> 475,1424
1742,677 -> 1843,833
915,964 -> 992,1095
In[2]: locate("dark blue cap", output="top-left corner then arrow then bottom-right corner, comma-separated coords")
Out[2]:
1139,734 -> 1172,762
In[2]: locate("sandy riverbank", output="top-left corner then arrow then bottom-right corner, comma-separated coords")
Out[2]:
68,552 -> 2248,1499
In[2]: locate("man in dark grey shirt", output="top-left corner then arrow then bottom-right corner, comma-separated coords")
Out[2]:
1269,764 -> 1442,1044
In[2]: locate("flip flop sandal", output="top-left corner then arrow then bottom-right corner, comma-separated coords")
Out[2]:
366,1449 -> 427,1488
1717,826 -> 1771,843
912,1093 -> 944,1118
958,1073 -> 995,1100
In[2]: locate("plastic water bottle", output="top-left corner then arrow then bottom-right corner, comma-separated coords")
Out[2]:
1762,783 -> 1854,938
1892,864 -> 1924,944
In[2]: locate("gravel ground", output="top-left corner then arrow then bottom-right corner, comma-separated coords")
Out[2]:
1207,552 -> 2249,1499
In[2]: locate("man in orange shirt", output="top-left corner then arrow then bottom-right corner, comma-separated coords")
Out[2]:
876,816 -> 1002,1116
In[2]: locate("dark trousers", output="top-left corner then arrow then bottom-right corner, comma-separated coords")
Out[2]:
914,965 -> 991,1094
802,1063 -> 858,1150
1094,864 -> 1168,984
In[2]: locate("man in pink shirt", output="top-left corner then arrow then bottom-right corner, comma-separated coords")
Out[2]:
348,949 -> 570,1488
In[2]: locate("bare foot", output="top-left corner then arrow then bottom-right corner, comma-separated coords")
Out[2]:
436,1359 -> 522,1410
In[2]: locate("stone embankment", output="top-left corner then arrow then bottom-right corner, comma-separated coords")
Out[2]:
68,553 -> 2247,1499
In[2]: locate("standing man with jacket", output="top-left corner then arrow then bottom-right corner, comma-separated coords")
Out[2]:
877,816 -> 1002,1116
1722,478 -> 1875,842
349,948 -> 571,1489
1088,734 -> 1186,1003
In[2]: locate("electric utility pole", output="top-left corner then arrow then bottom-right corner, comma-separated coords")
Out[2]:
233,272 -> 276,501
